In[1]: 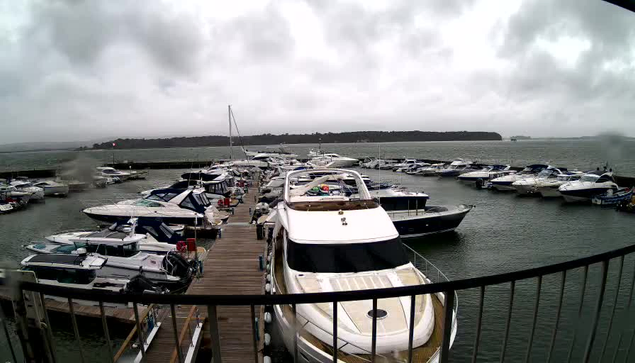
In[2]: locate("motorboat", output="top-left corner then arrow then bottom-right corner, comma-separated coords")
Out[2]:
536,173 -> 583,198
559,172 -> 619,203
592,187 -> 634,206
436,159 -> 475,178
8,180 -> 45,201
20,253 -> 166,306
96,167 -> 132,181
489,164 -> 548,191
372,189 -> 472,238
83,188 -> 217,226
0,200 -> 15,214
457,165 -> 513,187
392,159 -> 420,171
309,153 -> 358,168
0,185 -> 33,204
42,219 -> 182,254
414,163 -> 446,176
404,163 -> 432,175
387,204 -> 473,238
24,237 -> 194,289
32,180 -> 69,197
512,166 -> 569,195
141,171 -> 235,203
271,169 -> 457,361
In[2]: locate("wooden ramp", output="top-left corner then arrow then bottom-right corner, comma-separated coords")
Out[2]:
144,189 -> 265,363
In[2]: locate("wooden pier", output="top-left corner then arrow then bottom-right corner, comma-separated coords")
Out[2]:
141,188 -> 266,363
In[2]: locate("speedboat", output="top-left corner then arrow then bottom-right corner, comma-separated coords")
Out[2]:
309,153 -> 358,168
592,187 -> 634,206
96,167 -> 131,181
373,189 -> 472,238
144,169 -> 235,202
8,180 -> 45,201
23,238 -> 194,289
559,172 -> 619,203
392,159 -> 420,172
512,166 -> 568,195
489,164 -> 548,191
42,219 -> 181,254
404,163 -> 432,175
271,169 -> 457,361
32,180 -> 69,197
0,185 -> 33,203
20,253 -> 166,306
415,163 -> 446,176
457,165 -> 513,186
436,159 -> 474,178
536,173 -> 583,198
83,188 -> 217,226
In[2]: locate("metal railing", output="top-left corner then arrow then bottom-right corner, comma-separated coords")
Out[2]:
2,242 -> 635,362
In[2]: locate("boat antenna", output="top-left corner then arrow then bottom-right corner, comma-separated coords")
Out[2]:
377,144 -> 381,204
228,105 -> 233,160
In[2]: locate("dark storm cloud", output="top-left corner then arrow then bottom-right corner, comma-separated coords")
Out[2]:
29,1 -> 205,75
1,0 -> 635,144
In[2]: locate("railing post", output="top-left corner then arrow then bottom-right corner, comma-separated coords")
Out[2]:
99,301 -> 115,363
439,290 -> 455,363
547,270 -> 566,363
132,302 -> 146,360
371,298 -> 377,363
407,294 -> 416,363
208,305 -> 222,363
332,300 -> 338,363
471,286 -> 485,363
600,256 -> 624,361
582,260 -> 609,363
524,275 -> 542,363
171,304 -> 184,363
567,265 -> 589,363
250,305 -> 258,363
500,280 -> 516,363
292,303 -> 298,363
68,298 -> 86,363
38,293 -> 57,363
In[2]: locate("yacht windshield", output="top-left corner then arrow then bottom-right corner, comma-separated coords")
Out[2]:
286,237 -> 409,273
537,170 -> 555,178
581,175 -> 600,182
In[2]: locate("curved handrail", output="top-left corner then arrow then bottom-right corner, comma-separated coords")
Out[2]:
5,242 -> 635,305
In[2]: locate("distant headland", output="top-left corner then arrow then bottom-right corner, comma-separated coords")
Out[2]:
85,131 -> 502,150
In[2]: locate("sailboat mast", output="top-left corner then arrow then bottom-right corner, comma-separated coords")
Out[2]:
228,104 -> 233,160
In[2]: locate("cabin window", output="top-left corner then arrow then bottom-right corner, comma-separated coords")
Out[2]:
180,196 -> 196,211
147,192 -> 179,202
56,269 -> 96,284
286,237 -> 409,273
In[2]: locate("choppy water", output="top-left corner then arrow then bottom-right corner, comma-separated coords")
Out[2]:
1,141 -> 635,361
3,139 -> 635,175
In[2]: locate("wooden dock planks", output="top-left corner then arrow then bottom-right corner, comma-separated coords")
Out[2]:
144,188 -> 266,363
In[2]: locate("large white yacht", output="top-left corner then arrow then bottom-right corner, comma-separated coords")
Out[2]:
271,169 -> 456,362
309,153 -> 358,168
511,166 -> 568,195
489,164 -> 548,191
536,173 -> 583,198
457,165 -> 513,186
83,188 -> 217,226
558,172 -> 619,203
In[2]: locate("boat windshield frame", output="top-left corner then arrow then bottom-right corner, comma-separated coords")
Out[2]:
284,169 -> 373,206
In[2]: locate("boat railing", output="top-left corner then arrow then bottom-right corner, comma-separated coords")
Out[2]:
3,241 -> 635,363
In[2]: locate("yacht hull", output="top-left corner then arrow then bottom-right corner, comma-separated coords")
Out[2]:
513,184 -> 537,195
537,186 -> 562,198
490,182 -> 516,191
559,187 -> 613,203
388,205 -> 472,238
83,212 -> 203,226
43,185 -> 69,196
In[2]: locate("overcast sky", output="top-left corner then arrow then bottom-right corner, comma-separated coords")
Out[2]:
1,0 -> 634,144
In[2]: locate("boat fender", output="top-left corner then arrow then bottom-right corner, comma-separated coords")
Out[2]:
258,255 -> 265,271
266,274 -> 271,282
265,283 -> 271,293
263,356 -> 271,363
264,333 -> 271,346
264,312 -> 272,323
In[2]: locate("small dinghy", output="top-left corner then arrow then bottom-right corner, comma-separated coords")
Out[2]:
592,187 -> 634,206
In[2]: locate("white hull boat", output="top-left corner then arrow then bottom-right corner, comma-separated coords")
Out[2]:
559,173 -> 619,203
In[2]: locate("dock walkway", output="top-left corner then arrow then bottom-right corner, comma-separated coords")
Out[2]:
143,189 -> 265,363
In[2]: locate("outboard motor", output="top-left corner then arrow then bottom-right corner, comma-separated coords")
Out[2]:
162,251 -> 194,282
127,275 -> 165,294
